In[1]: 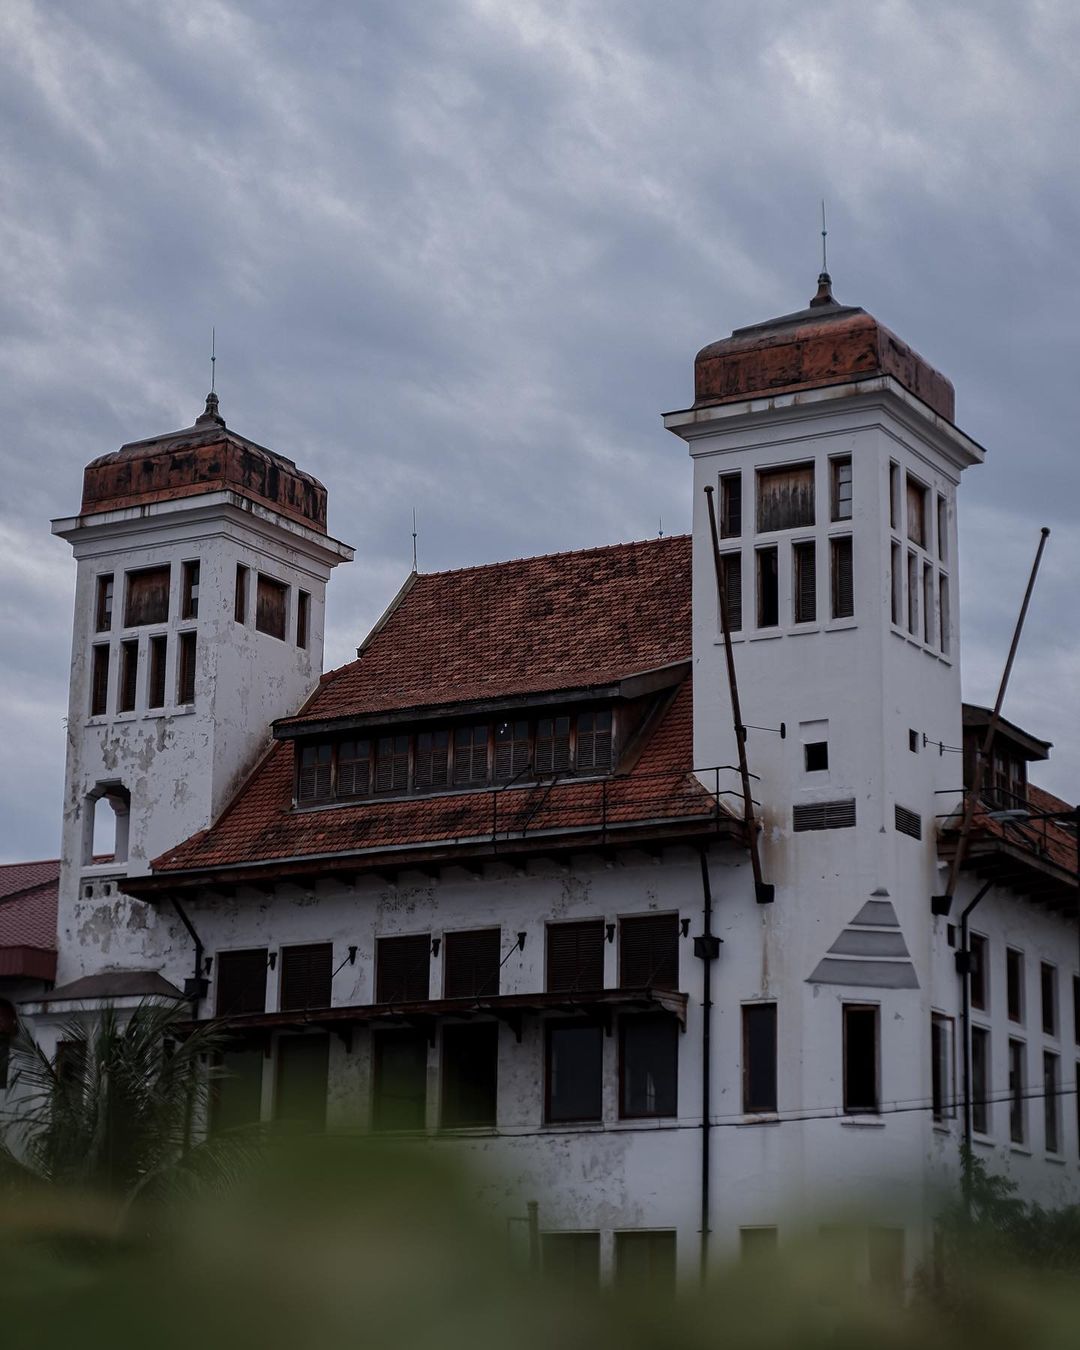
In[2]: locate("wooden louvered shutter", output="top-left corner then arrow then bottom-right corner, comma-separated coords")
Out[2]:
756,463 -> 814,532
453,725 -> 489,786
376,934 -> 431,1003
535,716 -> 571,775
444,928 -> 502,998
216,949 -> 268,1015
547,920 -> 605,992
297,744 -> 333,803
375,735 -> 409,793
494,720 -> 531,782
279,943 -> 333,1011
576,711 -> 612,772
720,554 -> 742,633
415,730 -> 449,790
793,540 -> 816,623
337,740 -> 371,797
124,565 -> 171,626
619,915 -> 678,990
831,537 -> 854,619
255,574 -> 287,639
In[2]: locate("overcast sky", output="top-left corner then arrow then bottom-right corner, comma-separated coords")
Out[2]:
1,0 -> 1077,862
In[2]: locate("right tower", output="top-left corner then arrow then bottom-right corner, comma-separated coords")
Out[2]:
666,274 -> 985,1216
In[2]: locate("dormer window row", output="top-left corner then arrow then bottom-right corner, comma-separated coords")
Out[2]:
295,707 -> 615,806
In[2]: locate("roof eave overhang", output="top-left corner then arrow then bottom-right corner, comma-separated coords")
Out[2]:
941,835 -> 1078,911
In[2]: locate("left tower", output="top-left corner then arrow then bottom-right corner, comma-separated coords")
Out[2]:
50,393 -> 353,983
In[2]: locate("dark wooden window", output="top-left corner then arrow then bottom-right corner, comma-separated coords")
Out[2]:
211,1046 -> 263,1133
889,461 -> 900,530
444,928 -> 501,999
375,934 -> 431,1003
124,565 -> 170,627
256,574 -> 288,640
1007,949 -> 1024,1024
453,724 -> 488,786
541,1233 -> 600,1290
937,494 -> 948,561
373,1029 -> 428,1130
441,1022 -> 498,1127
1074,976 -> 1080,1045
756,547 -> 779,627
546,1022 -> 602,1123
216,948 -> 268,1016
906,475 -> 927,547
831,536 -> 854,619
720,472 -> 742,538
757,462 -> 814,532
1008,1038 -> 1025,1144
939,575 -> 951,654
547,920 -> 604,992
298,743 -> 332,803
181,560 -> 200,620
969,934 -> 988,1012
804,741 -> 828,772
535,716 -> 570,775
576,710 -> 612,773
843,1004 -> 879,1114
275,1034 -> 329,1128
742,1002 -> 777,1113
1041,963 -> 1057,1036
891,542 -> 902,625
234,564 -> 248,624
907,550 -> 919,635
375,734 -> 409,793
95,574 -> 113,632
1044,1051 -> 1060,1152
830,457 -> 852,521
931,1013 -> 954,1121
415,729 -> 450,789
296,590 -> 310,648
177,630 -> 196,705
793,540 -> 816,623
719,553 -> 742,632
280,943 -> 333,1011
118,639 -> 138,712
619,1014 -> 677,1118
90,644 -> 110,716
792,799 -> 856,831
971,1026 -> 990,1134
494,719 -> 531,782
147,634 -> 167,709
337,739 -> 371,797
614,1231 -> 676,1294
619,914 -> 678,990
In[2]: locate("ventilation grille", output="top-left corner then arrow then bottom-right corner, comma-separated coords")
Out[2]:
793,799 -> 857,832
895,804 -> 923,840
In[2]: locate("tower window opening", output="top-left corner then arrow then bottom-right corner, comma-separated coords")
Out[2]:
83,782 -> 130,866
95,574 -> 114,632
234,564 -> 249,624
743,1002 -> 778,1113
830,457 -> 852,521
118,640 -> 139,713
1044,1051 -> 1061,1152
255,574 -> 288,640
804,741 -> 828,772
889,462 -> 901,531
830,537 -> 854,619
938,574 -> 950,655
1008,1038 -> 1025,1144
906,551 -> 919,635
843,1004 -> 879,1114
296,590 -> 310,649
720,472 -> 742,538
937,494 -> 948,561
177,630 -> 197,705
90,644 -> 110,717
756,547 -> 779,628
719,552 -> 742,632
922,563 -> 934,646
124,565 -> 171,628
1007,948 -> 1024,1024
906,476 -> 928,548
757,462 -> 814,533
931,1012 -> 955,1121
890,542 -> 902,625
909,729 -> 919,753
148,634 -> 167,710
181,560 -> 200,620
792,540 -> 816,623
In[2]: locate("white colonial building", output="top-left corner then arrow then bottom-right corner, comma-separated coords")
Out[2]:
7,274 -> 1078,1289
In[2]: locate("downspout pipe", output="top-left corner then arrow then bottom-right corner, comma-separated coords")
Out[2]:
957,878 -> 993,1212
696,847 -> 722,1282
171,895 -> 205,1021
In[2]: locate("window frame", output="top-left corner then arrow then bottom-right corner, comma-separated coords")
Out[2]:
544,1019 -> 603,1124
255,573 -> 289,641
742,1001 -> 778,1115
830,456 -> 852,522
1041,962 -> 1058,1038
618,1012 -> 678,1120
931,1011 -> 955,1123
1008,1037 -> 1025,1145
842,1003 -> 879,1115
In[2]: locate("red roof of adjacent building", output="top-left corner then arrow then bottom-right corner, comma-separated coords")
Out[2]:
0,860 -> 59,982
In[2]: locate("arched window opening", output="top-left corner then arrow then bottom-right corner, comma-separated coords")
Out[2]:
82,783 -> 131,866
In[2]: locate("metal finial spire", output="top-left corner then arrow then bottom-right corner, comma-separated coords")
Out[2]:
196,328 -> 225,425
821,199 -> 828,274
411,508 -> 418,573
210,326 -> 216,393
810,199 -> 837,308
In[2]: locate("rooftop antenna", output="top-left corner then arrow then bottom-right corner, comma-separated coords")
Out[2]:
658,516 -> 664,539
196,326 -> 224,425
821,199 -> 828,275
810,199 -> 835,307
411,508 -> 418,573
210,326 -> 216,393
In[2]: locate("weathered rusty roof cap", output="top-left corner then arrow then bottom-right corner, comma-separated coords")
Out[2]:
694,279 -> 955,422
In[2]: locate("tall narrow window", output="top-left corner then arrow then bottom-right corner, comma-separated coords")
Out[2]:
931,1013 -> 954,1121
890,542 -> 901,625
576,710 -> 612,773
534,716 -> 570,775
939,574 -> 950,654
546,1022 -> 603,1123
210,1046 -> 263,1133
279,943 -> 333,1012
743,1002 -> 777,1113
118,639 -> 139,713
124,565 -> 170,627
147,634 -> 167,710
181,560 -> 200,620
757,462 -> 814,532
297,743 -> 332,803
374,734 -> 409,793
720,472 -> 742,538
372,1029 -> 428,1130
275,1034 -> 329,1129
296,590 -> 310,649
177,630 -> 196,705
1041,963 -> 1057,1036
719,553 -> 742,632
90,644 -> 110,717
889,461 -> 900,531
453,724 -> 488,786
792,540 -> 816,623
757,547 -> 779,627
620,914 -> 678,990
255,574 -> 288,640
234,564 -> 248,624
922,563 -> 934,646
1008,1039 -> 1025,1144
969,934 -> 988,1012
216,948 -> 268,1016
441,1022 -> 498,1128
444,928 -> 501,999
337,739 -> 371,797
1044,1052 -> 1060,1152
906,476 -> 927,547
906,551 -> 919,635
414,729 -> 449,789
937,494 -> 948,561
95,574 -> 114,632
614,1231 -> 676,1295
830,457 -> 852,521
494,719 -> 531,781
375,933 -> 431,1003
1007,949 -> 1024,1024
831,537 -> 854,619
547,920 -> 605,992
971,1026 -> 990,1135
843,1005 -> 879,1114
1074,975 -> 1080,1046
620,1014 -> 678,1118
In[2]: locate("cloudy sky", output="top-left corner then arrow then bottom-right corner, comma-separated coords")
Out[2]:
1,0 -> 1077,862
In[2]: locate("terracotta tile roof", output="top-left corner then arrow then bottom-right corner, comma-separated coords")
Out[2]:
0,859 -> 59,902
282,534 -> 693,727
0,861 -> 59,955
940,784 -> 1077,892
146,535 -> 734,878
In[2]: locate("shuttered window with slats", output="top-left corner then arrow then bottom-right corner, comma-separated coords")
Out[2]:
216,948 -> 268,1016
831,537 -> 854,619
793,540 -> 816,624
576,711 -> 612,773
619,914 -> 678,990
453,725 -> 489,786
337,740 -> 371,797
719,553 -> 742,633
535,716 -> 571,775
444,928 -> 502,999
547,920 -> 605,992
280,943 -> 333,1011
376,934 -> 431,1003
792,799 -> 856,832
375,734 -> 409,793
297,744 -> 332,803
494,720 -> 531,782
415,730 -> 449,789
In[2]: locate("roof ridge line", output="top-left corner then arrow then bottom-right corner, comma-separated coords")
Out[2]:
413,532 -> 691,581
